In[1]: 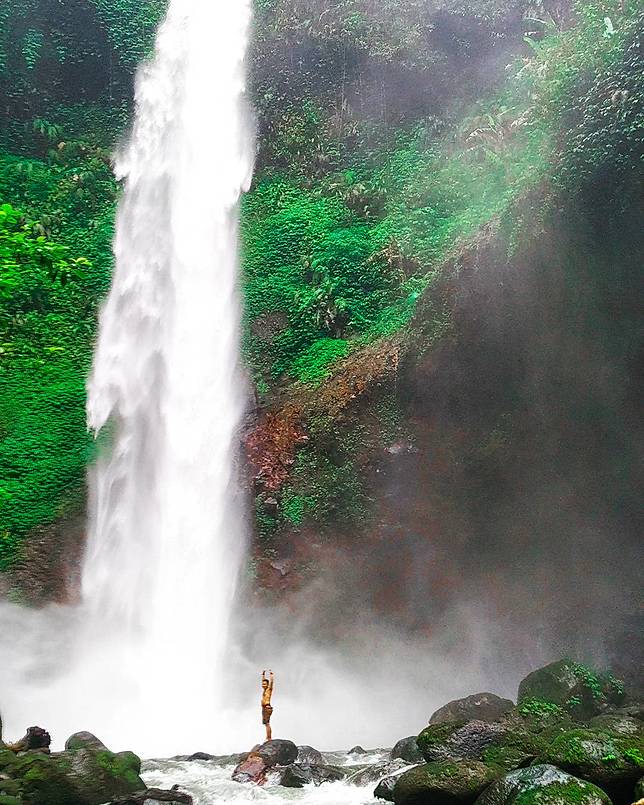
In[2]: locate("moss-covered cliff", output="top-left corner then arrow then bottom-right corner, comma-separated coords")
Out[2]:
0,0 -> 641,664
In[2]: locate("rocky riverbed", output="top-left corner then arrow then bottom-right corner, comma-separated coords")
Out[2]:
1,659 -> 642,805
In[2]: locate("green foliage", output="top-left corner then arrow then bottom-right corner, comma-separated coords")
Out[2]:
291,338 -> 349,384
519,698 -> 566,719
241,176 -> 402,381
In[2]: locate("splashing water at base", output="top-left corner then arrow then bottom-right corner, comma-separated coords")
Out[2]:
142,754 -> 388,805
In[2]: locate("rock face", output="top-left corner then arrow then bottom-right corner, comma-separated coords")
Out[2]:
538,728 -> 644,791
430,695 -> 514,726
257,739 -> 298,767
517,660 -> 624,719
393,759 -> 499,805
296,745 -> 325,765
392,736 -> 423,763
473,764 -> 610,805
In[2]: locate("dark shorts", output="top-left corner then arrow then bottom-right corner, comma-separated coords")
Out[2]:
262,704 -> 273,725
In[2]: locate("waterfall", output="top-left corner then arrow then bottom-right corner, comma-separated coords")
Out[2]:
79,0 -> 254,751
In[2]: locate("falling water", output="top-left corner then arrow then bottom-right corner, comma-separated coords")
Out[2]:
77,0 -> 254,751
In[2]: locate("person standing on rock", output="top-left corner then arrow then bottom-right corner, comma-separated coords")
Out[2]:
261,669 -> 274,741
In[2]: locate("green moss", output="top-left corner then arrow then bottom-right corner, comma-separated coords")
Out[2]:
514,780 -> 604,805
417,722 -> 465,759
519,699 -> 566,719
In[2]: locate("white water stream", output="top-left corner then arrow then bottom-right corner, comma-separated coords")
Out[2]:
79,0 -> 254,753
0,0 -> 254,757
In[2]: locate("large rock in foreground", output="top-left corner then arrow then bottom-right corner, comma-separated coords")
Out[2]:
393,760 -> 499,805
0,744 -> 144,805
296,745 -> 325,765
430,695 -> 514,726
257,739 -> 298,767
538,728 -> 644,791
517,660 -> 625,719
474,764 -> 610,805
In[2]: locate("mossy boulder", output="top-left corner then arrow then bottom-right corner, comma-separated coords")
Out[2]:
518,661 -> 625,720
538,728 -> 644,792
418,716 -> 551,769
417,722 -> 467,761
430,695 -> 514,726
64,732 -> 108,753
473,764 -> 610,805
392,736 -> 423,763
69,748 -> 144,803
393,759 -> 500,805
0,746 -> 144,805
6,753 -> 80,805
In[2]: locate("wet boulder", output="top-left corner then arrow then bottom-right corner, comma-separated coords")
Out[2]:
418,720 -> 507,762
269,762 -> 345,788
393,759 -> 500,805
309,764 -> 345,785
375,774 -> 399,801
518,660 -> 625,720
349,745 -> 368,754
68,748 -> 145,804
474,764 -> 610,805
392,737 -> 423,763
2,751 -> 80,804
231,753 -> 268,784
0,745 -> 144,805
430,694 -> 514,726
538,728 -> 644,792
296,745 -> 325,765
257,739 -> 298,767
65,732 -> 108,753
348,758 -> 408,786
417,721 -> 466,761
277,764 -> 312,788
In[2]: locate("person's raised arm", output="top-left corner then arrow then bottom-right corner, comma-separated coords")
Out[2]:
269,669 -> 274,692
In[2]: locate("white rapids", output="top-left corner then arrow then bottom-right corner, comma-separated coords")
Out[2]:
142,752 -> 392,805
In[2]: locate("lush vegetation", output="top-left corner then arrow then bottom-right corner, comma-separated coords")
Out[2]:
0,0 -> 642,579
